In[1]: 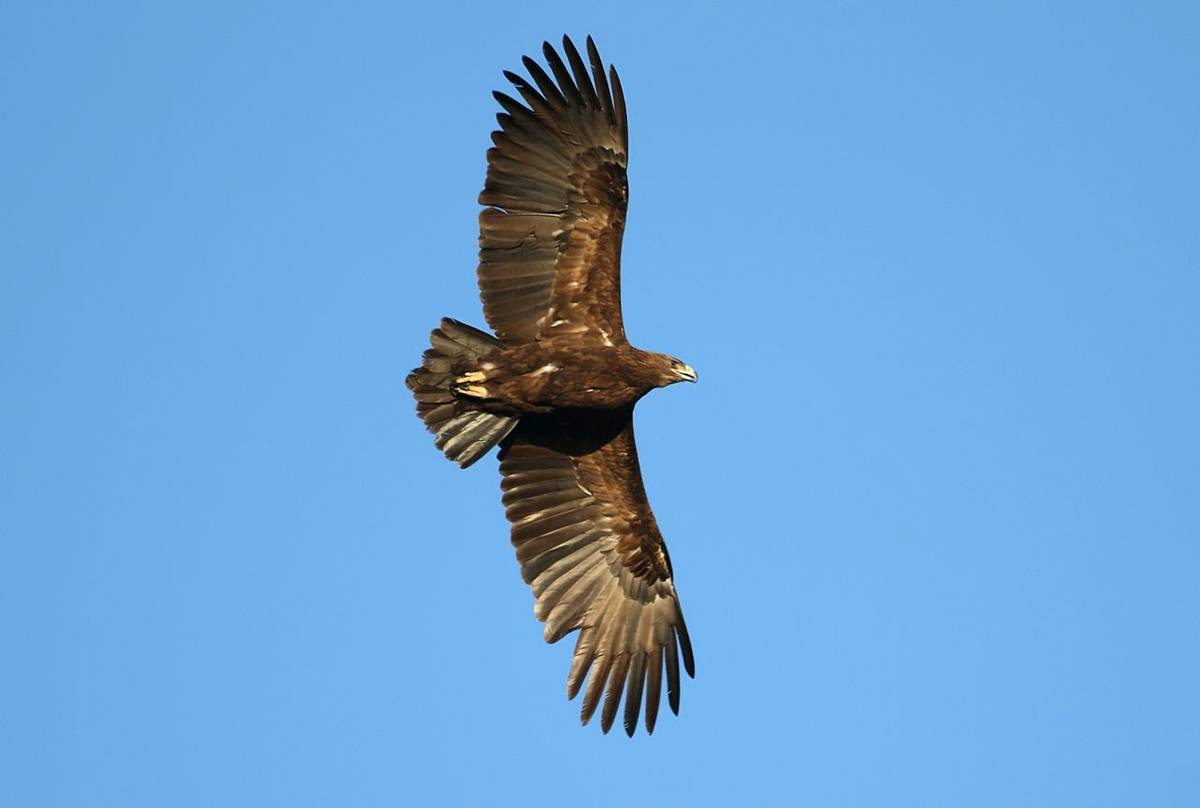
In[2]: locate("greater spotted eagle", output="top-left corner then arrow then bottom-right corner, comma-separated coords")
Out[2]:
406,36 -> 696,736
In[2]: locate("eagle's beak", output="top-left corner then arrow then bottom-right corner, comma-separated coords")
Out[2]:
675,364 -> 698,383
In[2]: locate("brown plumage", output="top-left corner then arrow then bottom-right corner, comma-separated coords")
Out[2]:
406,35 -> 697,736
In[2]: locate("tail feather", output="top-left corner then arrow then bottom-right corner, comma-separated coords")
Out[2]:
406,319 -> 517,468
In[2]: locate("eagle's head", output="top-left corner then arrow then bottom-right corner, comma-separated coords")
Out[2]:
655,354 -> 699,387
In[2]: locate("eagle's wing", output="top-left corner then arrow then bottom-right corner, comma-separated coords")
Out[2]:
477,36 -> 629,347
498,409 -> 694,736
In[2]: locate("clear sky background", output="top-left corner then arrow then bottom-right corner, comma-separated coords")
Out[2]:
3,1 -> 1198,806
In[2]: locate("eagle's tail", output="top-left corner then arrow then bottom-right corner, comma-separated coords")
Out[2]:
406,318 -> 518,468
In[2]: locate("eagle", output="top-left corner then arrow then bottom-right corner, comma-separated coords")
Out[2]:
406,36 -> 697,736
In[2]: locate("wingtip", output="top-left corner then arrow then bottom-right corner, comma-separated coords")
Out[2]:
680,627 -> 696,679
585,36 -> 603,70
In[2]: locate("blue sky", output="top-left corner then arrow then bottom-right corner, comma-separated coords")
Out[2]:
3,1 -> 1198,805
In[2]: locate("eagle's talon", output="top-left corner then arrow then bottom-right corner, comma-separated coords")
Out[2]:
455,370 -> 487,384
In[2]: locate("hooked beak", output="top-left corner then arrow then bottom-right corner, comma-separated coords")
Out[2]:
675,364 -> 698,383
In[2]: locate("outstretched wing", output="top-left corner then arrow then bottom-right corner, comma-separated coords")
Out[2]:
498,409 -> 694,736
478,35 -> 629,347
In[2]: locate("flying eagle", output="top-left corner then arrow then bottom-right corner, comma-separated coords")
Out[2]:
406,36 -> 696,736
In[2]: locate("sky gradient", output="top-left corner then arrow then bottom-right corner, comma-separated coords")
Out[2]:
3,1 -> 1198,806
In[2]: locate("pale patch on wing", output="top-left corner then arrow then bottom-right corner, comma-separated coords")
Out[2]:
532,363 -> 559,377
